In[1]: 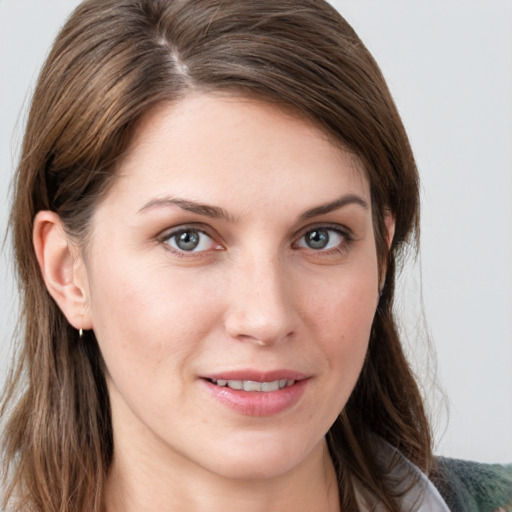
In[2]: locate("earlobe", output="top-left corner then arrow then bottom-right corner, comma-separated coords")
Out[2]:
33,211 -> 92,331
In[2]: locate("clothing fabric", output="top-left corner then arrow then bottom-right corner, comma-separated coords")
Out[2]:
397,456 -> 512,512
433,457 -> 512,512
358,439 -> 512,511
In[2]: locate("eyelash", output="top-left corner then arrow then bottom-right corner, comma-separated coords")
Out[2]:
293,225 -> 353,255
158,224 -> 353,257
158,225 -> 222,258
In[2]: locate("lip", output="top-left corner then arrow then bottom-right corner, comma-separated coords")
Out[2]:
202,369 -> 308,382
200,369 -> 310,417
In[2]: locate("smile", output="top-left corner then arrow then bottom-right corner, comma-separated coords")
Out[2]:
209,379 -> 295,392
203,375 -> 309,416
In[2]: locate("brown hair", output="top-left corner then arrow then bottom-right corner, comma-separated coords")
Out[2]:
1,0 -> 430,510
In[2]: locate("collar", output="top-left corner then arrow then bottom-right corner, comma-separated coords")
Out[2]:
354,439 -> 450,512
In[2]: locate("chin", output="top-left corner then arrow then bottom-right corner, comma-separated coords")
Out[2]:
196,432 -> 323,481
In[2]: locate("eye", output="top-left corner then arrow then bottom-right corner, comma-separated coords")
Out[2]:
164,228 -> 220,253
296,227 -> 346,251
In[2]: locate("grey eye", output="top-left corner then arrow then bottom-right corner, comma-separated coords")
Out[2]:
297,228 -> 345,251
164,228 -> 220,253
304,229 -> 330,249
174,230 -> 200,251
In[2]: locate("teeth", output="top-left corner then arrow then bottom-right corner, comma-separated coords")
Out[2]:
228,380 -> 243,390
211,379 -> 296,392
261,381 -> 279,392
243,380 -> 262,392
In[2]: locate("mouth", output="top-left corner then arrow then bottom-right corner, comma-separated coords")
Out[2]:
207,378 -> 296,392
202,372 -> 309,416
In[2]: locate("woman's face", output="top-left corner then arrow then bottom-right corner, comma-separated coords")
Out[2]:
81,94 -> 382,480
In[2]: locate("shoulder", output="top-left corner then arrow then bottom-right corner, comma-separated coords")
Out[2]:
431,456 -> 512,512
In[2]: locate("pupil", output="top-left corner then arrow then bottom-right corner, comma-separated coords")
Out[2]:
307,229 -> 329,249
176,231 -> 200,251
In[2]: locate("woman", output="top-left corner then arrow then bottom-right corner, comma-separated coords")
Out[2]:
1,0 -> 510,511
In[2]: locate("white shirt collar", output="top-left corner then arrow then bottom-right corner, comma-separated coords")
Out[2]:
354,438 -> 450,512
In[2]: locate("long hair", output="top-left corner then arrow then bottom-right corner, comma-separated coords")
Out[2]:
1,1 -> 429,510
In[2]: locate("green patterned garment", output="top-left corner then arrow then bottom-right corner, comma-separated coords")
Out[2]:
433,457 -> 512,512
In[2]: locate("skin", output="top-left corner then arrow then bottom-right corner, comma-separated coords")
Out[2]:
34,94 -> 393,512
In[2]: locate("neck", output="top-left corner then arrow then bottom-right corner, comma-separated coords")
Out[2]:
103,436 -> 341,512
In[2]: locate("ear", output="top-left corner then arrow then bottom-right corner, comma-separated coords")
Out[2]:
384,211 -> 395,249
379,211 -> 396,292
33,211 -> 93,331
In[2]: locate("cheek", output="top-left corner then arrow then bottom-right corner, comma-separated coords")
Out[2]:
306,255 -> 378,385
86,256 -> 222,381
322,289 -> 374,374
306,254 -> 379,339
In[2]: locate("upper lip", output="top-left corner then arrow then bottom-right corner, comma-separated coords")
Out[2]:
201,369 -> 309,382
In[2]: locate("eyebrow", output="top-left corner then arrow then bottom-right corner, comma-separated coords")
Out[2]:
298,194 -> 368,222
138,193 -> 368,222
138,197 -> 235,221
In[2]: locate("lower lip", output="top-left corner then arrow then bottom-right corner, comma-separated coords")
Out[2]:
202,379 -> 309,417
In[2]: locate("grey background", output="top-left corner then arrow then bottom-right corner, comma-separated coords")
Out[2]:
1,0 -> 511,462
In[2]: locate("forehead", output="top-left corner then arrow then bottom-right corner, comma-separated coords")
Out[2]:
102,94 -> 370,215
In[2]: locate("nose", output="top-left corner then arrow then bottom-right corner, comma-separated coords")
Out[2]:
223,254 -> 298,346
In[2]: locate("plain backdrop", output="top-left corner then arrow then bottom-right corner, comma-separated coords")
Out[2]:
1,0 -> 511,463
